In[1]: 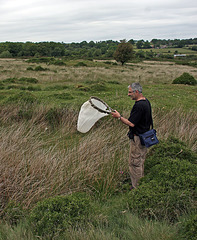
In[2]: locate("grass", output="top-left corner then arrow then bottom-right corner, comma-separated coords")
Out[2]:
0,58 -> 196,239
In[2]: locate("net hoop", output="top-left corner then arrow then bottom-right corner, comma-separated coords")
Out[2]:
89,96 -> 112,114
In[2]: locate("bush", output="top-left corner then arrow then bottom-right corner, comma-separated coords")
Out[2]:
0,50 -> 13,58
127,137 -> 196,223
143,158 -> 197,191
29,193 -> 91,238
128,182 -> 194,222
145,137 -> 197,174
172,72 -> 197,85
34,65 -> 48,71
179,213 -> 197,240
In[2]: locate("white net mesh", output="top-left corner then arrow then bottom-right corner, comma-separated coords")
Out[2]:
77,99 -> 109,133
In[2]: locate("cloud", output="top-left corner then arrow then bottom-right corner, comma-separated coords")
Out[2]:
0,0 -> 196,42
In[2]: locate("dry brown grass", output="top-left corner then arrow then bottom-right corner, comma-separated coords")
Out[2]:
0,106 -> 128,212
0,104 -> 196,213
154,108 -> 197,151
1,58 -> 197,85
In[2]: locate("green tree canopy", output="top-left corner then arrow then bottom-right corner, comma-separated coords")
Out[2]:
113,41 -> 133,65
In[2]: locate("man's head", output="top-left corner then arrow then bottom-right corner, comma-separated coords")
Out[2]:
128,83 -> 143,100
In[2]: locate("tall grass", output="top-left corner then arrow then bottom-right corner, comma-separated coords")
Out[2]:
0,104 -> 196,214
154,108 -> 197,151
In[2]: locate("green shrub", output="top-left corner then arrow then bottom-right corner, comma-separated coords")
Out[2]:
143,158 -> 197,191
0,50 -> 13,58
34,65 -> 48,71
26,66 -> 34,71
179,213 -> 197,240
127,138 -> 196,223
29,193 -> 91,238
128,181 -> 194,222
172,72 -> 197,85
145,137 -> 197,174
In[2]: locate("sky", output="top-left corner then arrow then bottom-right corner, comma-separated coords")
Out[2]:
0,0 -> 197,43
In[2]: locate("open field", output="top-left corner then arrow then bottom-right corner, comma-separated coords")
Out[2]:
141,47 -> 197,55
0,58 -> 196,239
0,58 -> 196,111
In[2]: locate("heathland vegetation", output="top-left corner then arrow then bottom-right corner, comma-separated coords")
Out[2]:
0,40 -> 196,239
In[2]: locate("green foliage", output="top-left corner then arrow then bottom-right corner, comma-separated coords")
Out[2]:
127,137 -> 196,223
113,41 -> 133,65
34,65 -> 48,71
0,50 -> 13,58
172,72 -> 197,85
179,213 -> 197,240
145,136 -> 197,174
29,193 -> 91,238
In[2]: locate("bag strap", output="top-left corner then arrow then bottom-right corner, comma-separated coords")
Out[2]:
146,99 -> 153,129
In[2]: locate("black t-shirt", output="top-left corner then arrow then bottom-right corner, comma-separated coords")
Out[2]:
128,98 -> 152,135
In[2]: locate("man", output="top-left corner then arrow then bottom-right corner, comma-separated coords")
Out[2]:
111,82 -> 152,189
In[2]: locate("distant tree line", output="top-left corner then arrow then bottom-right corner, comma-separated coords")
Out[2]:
0,38 -> 196,59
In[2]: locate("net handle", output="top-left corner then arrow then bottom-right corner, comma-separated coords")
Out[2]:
89,96 -> 113,114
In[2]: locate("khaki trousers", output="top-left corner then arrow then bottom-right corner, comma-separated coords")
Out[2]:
129,136 -> 147,188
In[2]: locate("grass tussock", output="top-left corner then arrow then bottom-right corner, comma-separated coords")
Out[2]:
0,106 -> 128,212
154,108 -> 197,151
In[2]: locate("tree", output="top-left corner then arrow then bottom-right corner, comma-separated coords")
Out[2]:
113,41 -> 133,65
136,40 -> 144,49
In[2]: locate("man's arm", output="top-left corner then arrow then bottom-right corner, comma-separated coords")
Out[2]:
111,110 -> 135,127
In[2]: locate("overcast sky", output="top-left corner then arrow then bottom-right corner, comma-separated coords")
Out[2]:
1,0 -> 197,43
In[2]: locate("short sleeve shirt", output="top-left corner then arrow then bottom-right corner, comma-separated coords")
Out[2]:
128,98 -> 152,135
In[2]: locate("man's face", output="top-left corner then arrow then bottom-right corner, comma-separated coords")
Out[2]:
128,87 -> 136,100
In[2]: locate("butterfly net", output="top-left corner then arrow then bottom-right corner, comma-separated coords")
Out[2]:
77,97 -> 111,133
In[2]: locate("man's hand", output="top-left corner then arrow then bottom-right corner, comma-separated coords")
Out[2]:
111,110 -> 121,118
111,110 -> 135,127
